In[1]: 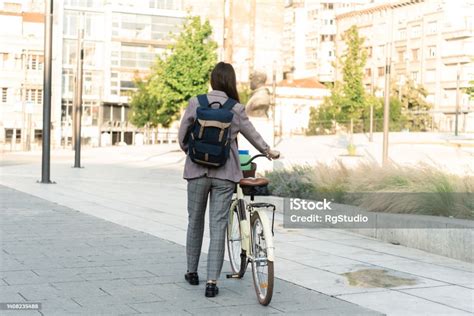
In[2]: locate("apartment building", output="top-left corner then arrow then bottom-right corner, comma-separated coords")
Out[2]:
283,0 -> 368,82
185,0 -> 285,85
336,0 -> 474,132
0,0 -> 45,151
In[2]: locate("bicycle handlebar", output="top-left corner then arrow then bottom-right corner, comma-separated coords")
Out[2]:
240,154 -> 270,167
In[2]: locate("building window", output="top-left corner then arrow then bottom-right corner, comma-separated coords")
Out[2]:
0,53 -> 9,68
110,72 -> 119,95
64,0 -> 103,7
428,21 -> 437,34
365,68 -> 372,77
120,44 -> 157,69
398,50 -> 405,62
411,71 -> 419,83
62,69 -> 74,94
83,71 -> 102,96
27,54 -> 44,70
398,28 -> 406,40
366,46 -> 372,58
328,50 -> 333,57
4,2 -> 21,11
61,99 -> 73,124
113,12 -> 183,41
410,25 -> 421,38
63,11 -> 78,37
412,48 -> 419,61
428,46 -> 436,58
26,89 -> 43,105
322,3 -> 334,10
1,87 -> 7,103
149,0 -> 181,10
378,67 -> 385,77
329,35 -> 335,41
120,80 -> 135,96
376,45 -> 385,57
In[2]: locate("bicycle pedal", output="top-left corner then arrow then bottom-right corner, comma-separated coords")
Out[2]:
226,273 -> 240,279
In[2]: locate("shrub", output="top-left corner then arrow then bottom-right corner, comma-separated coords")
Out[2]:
266,162 -> 474,219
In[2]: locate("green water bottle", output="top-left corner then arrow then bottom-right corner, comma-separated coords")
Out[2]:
239,150 -> 251,171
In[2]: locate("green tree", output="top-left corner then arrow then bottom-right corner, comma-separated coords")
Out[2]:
340,25 -> 368,120
130,16 -> 217,127
467,79 -> 474,100
308,26 -> 367,134
393,80 -> 432,131
129,76 -> 160,127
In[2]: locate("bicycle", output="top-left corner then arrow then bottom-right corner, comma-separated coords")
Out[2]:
226,154 -> 277,306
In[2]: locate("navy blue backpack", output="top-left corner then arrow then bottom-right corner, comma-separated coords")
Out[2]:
188,94 -> 237,168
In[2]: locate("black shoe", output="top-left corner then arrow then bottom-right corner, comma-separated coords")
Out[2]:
205,282 -> 219,297
184,272 -> 199,285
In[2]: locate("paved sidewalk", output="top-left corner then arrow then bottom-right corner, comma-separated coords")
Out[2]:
0,186 -> 378,315
1,145 -> 473,315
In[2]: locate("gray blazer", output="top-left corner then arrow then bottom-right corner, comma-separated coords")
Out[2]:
178,90 -> 270,183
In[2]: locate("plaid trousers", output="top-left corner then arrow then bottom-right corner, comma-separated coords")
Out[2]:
186,176 -> 235,281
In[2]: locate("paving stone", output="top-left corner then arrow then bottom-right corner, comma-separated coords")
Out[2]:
0,185 -> 379,315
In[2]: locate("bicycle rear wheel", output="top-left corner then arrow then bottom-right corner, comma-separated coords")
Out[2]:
227,200 -> 243,274
250,211 -> 274,306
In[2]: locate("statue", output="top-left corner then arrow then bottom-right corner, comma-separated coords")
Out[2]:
246,71 -> 271,118
240,70 -> 274,172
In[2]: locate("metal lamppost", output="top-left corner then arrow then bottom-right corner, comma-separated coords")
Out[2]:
443,57 -> 469,136
369,61 -> 375,142
40,0 -> 53,183
382,43 -> 392,165
382,8 -> 394,166
272,61 -> 276,147
455,62 -> 460,136
73,14 -> 84,168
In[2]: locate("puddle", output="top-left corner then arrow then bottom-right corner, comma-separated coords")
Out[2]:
342,269 -> 417,288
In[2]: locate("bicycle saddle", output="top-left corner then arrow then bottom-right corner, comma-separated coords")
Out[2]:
239,177 -> 269,187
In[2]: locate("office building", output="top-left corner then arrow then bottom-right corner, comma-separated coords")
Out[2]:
54,0 -> 187,147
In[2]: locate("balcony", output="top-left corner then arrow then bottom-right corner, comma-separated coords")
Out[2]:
443,28 -> 474,41
441,54 -> 471,66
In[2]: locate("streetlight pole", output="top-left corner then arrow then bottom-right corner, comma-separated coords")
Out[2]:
455,62 -> 460,136
369,63 -> 375,142
40,0 -> 53,183
73,15 -> 84,168
382,7 -> 394,165
272,61 -> 276,147
382,44 -> 392,165
223,0 -> 233,63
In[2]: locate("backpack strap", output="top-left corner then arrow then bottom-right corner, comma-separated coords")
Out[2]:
197,94 -> 209,107
222,98 -> 237,110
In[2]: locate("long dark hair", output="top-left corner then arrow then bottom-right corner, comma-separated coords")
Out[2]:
210,62 -> 240,102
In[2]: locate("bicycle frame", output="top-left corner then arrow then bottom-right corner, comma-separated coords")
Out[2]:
229,184 -> 275,263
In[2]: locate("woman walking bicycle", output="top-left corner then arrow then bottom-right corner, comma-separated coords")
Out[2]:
178,62 -> 279,297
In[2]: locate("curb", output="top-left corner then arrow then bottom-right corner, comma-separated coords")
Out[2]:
256,195 -> 474,263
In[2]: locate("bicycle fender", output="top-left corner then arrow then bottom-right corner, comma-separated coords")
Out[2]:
254,210 -> 275,262
241,219 -> 251,252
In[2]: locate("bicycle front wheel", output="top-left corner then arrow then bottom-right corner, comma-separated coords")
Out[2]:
227,200 -> 243,274
250,211 -> 274,306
